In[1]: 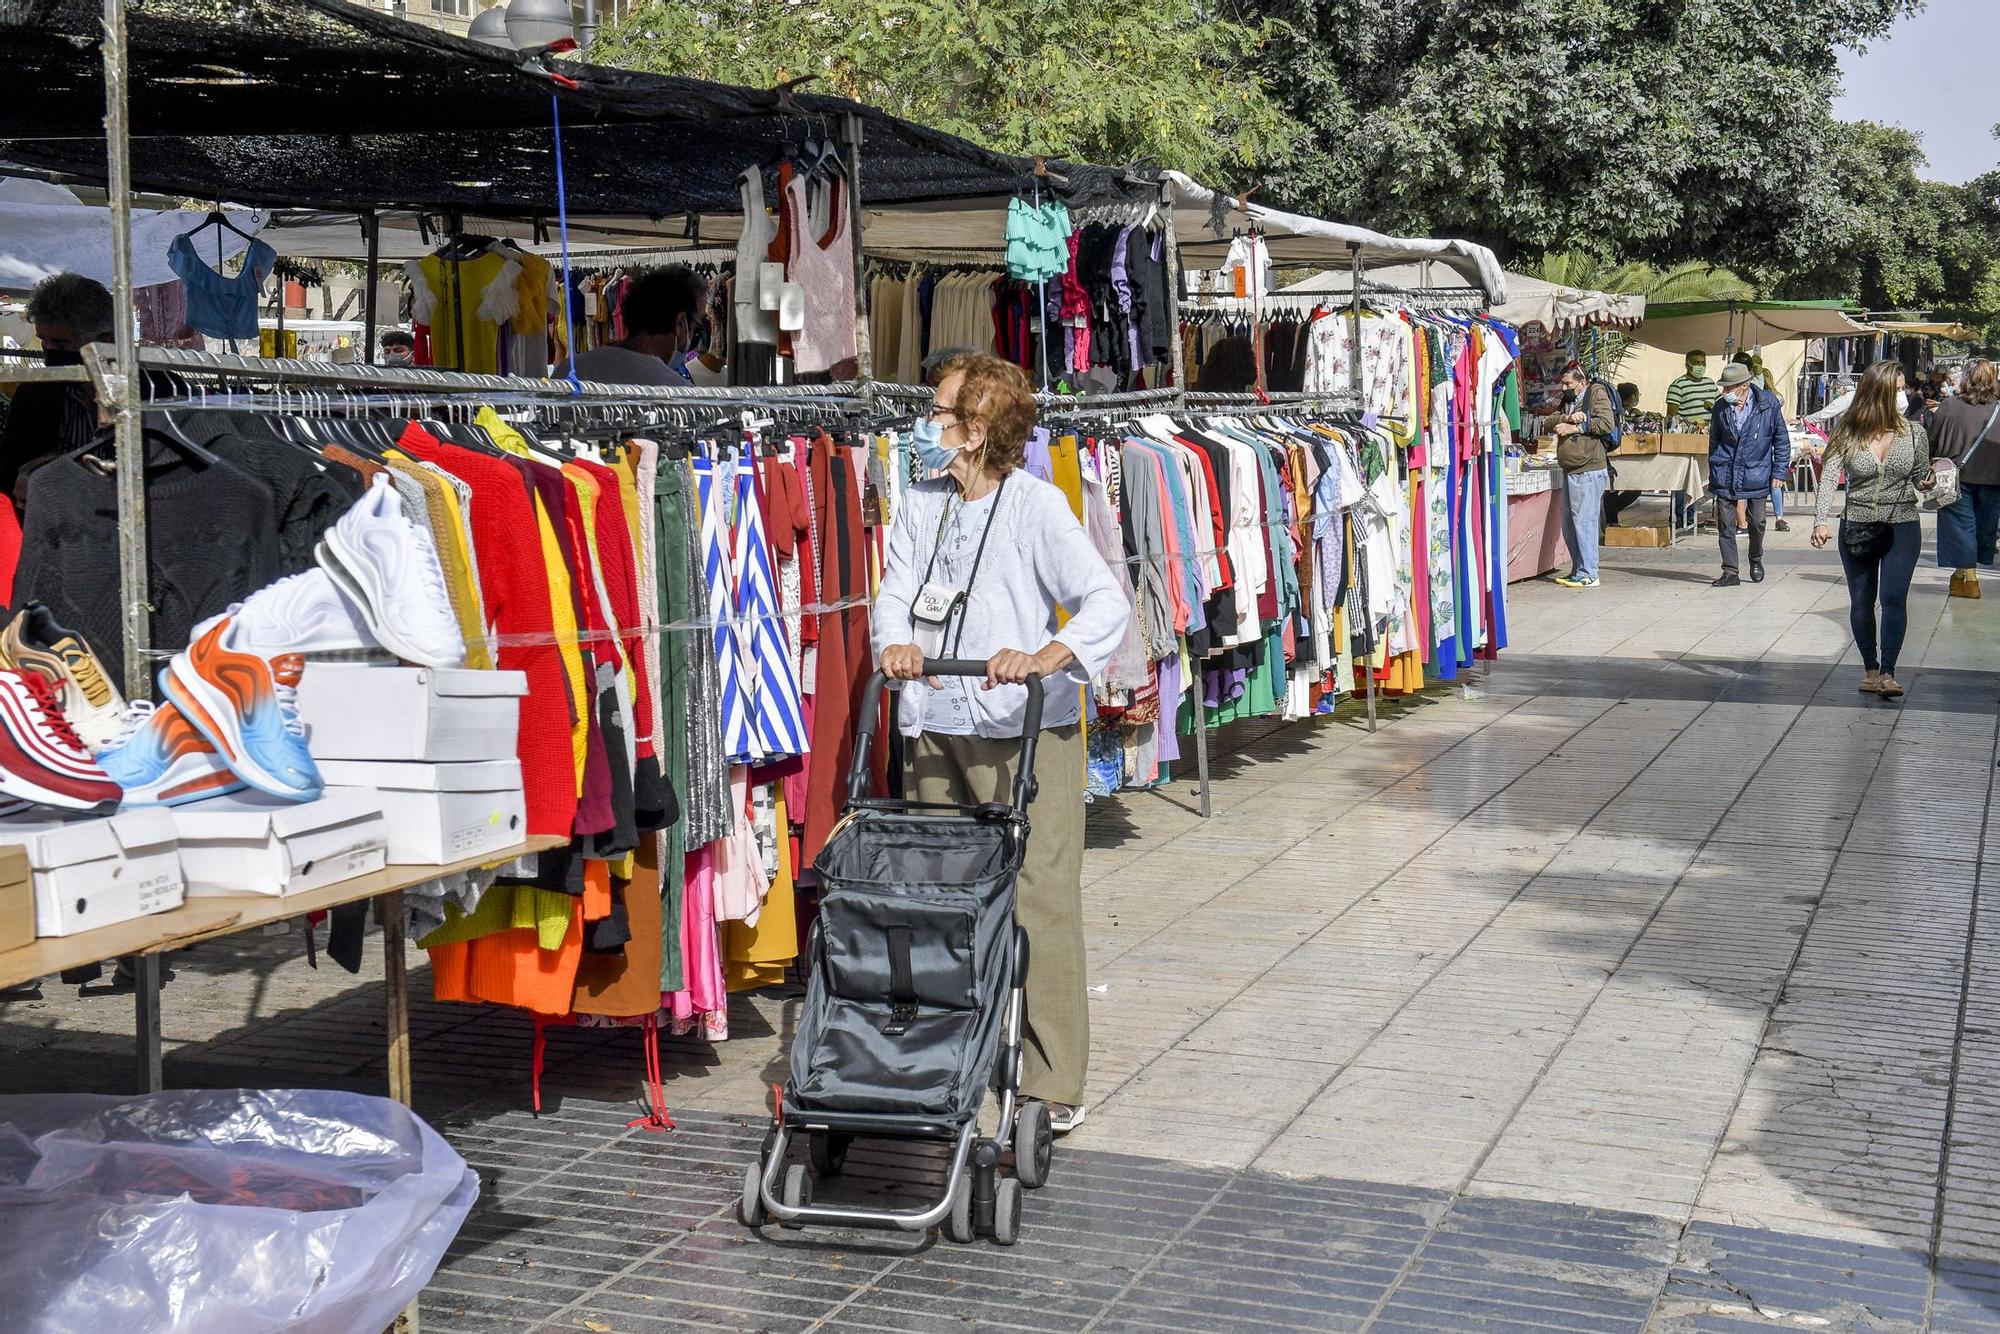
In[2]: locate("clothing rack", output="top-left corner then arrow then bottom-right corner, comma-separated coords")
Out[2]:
118,346 -> 866,405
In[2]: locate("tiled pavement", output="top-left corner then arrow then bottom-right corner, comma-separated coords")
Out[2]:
6,516 -> 2000,1330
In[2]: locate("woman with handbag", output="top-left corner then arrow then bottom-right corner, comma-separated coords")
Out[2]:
1928,359 -> 2000,598
1810,360 -> 1935,699
874,354 -> 1131,1134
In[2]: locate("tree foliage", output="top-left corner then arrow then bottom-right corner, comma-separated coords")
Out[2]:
1761,121 -> 2000,339
593,0 -> 1297,184
1249,0 -> 1921,277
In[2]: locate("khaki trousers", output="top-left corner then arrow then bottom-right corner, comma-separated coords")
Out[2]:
905,722 -> 1087,1106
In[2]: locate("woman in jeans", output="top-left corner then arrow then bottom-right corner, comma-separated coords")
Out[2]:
1811,360 -> 1935,699
1930,359 -> 2000,598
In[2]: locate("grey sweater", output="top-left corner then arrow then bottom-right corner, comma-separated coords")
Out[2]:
1814,421 -> 1933,527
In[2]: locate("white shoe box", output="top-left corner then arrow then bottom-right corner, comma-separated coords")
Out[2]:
294,664 -> 528,762
0,809 -> 185,937
319,759 -> 526,865
170,789 -> 388,897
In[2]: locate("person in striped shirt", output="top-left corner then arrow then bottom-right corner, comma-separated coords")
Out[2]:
1666,351 -> 1722,427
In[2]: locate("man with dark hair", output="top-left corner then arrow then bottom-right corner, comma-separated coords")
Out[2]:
379,329 -> 415,367
570,265 -> 712,386
1,272 -> 116,504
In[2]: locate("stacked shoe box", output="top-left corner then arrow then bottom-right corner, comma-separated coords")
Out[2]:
298,663 -> 529,865
171,789 -> 390,897
0,809 -> 185,936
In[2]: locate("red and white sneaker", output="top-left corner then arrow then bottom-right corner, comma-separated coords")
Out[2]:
0,669 -> 123,813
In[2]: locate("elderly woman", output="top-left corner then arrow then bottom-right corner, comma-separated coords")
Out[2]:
873,354 -> 1130,1134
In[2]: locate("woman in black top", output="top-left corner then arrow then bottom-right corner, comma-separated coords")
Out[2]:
1931,359 -> 2000,598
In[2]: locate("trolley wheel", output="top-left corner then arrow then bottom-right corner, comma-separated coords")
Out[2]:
992,1177 -> 1023,1246
739,1162 -> 768,1228
944,1171 -> 977,1244
809,1131 -> 850,1177
1015,1101 -> 1053,1190
780,1162 -> 812,1230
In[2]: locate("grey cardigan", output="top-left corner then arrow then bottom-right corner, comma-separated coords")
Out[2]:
1814,421 -> 1933,527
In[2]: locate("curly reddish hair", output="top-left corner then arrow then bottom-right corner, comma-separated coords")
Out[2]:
939,354 -> 1036,476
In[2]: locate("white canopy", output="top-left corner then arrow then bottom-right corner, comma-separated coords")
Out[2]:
1160,173 -> 1506,300
0,177 -> 266,292
253,177 -> 1510,302
1629,302 -> 1874,356
1493,272 -> 1644,331
1280,264 -> 1637,328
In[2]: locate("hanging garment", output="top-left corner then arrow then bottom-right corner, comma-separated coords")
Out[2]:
168,233 -> 277,340
787,173 -> 858,374
735,169 -> 781,347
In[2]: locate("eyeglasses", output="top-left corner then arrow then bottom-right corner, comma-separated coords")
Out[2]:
925,401 -> 961,421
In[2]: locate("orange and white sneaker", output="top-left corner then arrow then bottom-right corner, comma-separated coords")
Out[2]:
0,605 -> 127,753
0,669 -> 122,813
95,699 -> 248,807
163,625 -> 322,802
160,569 -> 377,803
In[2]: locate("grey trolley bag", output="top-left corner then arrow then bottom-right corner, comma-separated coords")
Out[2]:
738,659 -> 1054,1246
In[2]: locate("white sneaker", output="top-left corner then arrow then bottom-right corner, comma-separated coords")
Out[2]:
317,475 -> 466,668
1049,1103 -> 1087,1135
223,568 -> 380,658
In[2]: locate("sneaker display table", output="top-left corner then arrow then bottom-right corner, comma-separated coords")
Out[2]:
0,834 -> 567,1102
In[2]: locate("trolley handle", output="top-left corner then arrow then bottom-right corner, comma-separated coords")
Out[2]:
848,658 -> 1045,813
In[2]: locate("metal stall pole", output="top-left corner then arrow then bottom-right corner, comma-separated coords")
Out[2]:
1159,180 -> 1210,817
842,114 -> 873,391
98,0 -> 161,1093
1348,242 -> 1376,734
362,211 -> 380,365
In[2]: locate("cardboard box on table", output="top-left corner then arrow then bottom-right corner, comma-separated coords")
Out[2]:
0,809 -> 184,937
294,665 -> 526,762
170,789 -> 388,897
319,759 -> 526,865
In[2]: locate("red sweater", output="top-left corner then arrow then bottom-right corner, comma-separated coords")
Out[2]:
396,425 -> 578,838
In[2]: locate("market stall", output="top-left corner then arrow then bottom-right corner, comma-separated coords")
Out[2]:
7,0 -> 1526,1163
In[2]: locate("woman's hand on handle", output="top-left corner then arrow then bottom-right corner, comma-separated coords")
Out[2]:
982,642 -> 1077,690
1810,525 -> 1832,549
881,643 -> 938,688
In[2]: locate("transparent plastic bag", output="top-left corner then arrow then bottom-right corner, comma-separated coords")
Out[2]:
0,1088 -> 478,1333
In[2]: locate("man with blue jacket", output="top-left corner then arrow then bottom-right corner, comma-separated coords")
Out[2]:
1708,361 -> 1790,586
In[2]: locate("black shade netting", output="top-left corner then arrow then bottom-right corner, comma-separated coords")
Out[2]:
0,0 -> 1151,217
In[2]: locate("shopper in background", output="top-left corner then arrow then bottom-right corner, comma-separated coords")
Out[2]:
1,272 -> 113,507
1707,362 -> 1790,587
570,265 -> 708,386
1549,364 -> 1616,589
1666,351 -> 1721,428
378,329 -> 415,367
874,354 -> 1130,1134
1603,382 -> 1644,527
1811,360 -> 1934,699
1930,358 -> 2000,599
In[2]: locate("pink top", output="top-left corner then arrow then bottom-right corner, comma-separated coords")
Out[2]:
787,174 -> 858,374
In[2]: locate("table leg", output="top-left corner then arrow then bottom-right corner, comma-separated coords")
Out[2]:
380,891 -> 420,1334
380,891 -> 412,1106
132,953 -> 162,1092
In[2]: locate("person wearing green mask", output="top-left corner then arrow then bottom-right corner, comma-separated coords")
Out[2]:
1666,351 -> 1721,426
1665,352 -> 1722,526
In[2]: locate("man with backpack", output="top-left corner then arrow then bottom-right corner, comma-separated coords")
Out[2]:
1551,363 -> 1621,589
1707,361 -> 1791,586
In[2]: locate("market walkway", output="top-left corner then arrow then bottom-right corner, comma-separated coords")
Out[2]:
4,519 -> 2000,1332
